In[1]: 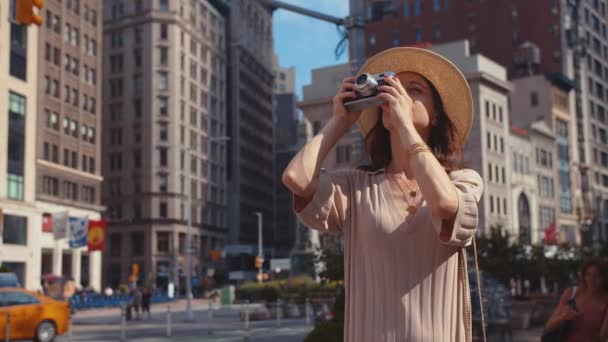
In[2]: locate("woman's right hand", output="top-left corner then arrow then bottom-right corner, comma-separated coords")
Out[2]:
333,76 -> 363,126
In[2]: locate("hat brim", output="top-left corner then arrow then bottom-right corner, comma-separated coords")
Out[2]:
355,47 -> 473,147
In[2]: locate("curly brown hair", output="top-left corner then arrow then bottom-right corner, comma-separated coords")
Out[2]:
578,257 -> 608,292
359,76 -> 464,173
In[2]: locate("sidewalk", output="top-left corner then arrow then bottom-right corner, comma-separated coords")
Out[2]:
512,326 -> 544,342
72,298 -> 212,324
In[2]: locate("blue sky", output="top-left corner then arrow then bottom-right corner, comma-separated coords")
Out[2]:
272,0 -> 349,99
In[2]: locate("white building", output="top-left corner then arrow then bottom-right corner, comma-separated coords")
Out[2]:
431,40 -> 514,235
0,1 -> 101,291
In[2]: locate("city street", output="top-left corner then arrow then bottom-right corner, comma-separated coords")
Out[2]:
51,299 -> 546,342
56,299 -> 313,342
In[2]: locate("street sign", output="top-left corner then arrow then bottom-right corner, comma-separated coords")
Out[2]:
229,271 -> 247,280
270,258 -> 291,271
168,282 -> 175,299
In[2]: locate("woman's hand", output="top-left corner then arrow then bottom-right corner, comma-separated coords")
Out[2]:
556,304 -> 581,322
376,76 -> 415,133
333,76 -> 363,127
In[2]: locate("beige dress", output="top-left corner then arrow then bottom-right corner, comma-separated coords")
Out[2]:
295,167 -> 483,342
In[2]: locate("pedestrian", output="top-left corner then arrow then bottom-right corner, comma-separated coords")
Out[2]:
104,285 -> 114,297
283,47 -> 483,341
543,257 -> 608,341
132,287 -> 143,320
142,287 -> 152,319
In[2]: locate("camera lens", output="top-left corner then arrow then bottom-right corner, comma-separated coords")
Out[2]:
356,74 -> 368,85
354,73 -> 378,97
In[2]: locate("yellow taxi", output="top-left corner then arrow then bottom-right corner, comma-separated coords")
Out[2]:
0,288 -> 69,342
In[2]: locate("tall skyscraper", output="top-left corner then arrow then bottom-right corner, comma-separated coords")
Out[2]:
36,0 -> 104,289
273,55 -> 298,257
219,1 -> 276,258
102,0 -> 228,288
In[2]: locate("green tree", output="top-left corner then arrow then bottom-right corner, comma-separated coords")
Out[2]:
315,236 -> 344,282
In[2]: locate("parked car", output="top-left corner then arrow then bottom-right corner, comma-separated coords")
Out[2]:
314,302 -> 334,324
283,302 -> 302,318
0,273 -> 20,288
0,288 -> 70,342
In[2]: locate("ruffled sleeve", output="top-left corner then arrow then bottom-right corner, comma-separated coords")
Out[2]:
431,169 -> 484,247
293,168 -> 351,233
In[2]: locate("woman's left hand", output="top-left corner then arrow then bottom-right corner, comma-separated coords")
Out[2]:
376,76 -> 415,133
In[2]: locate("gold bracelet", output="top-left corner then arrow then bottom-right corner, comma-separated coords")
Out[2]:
407,143 -> 431,160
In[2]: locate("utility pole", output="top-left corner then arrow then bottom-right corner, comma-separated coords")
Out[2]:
256,0 -> 366,72
254,212 -> 263,284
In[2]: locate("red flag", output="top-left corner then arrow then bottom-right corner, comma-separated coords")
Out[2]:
42,213 -> 53,232
87,219 -> 106,252
544,222 -> 556,244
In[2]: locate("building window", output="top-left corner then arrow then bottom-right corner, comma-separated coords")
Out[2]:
52,144 -> 58,163
159,123 -> 168,141
159,202 -> 168,218
110,54 -> 123,73
158,96 -> 168,116
7,174 -> 24,201
10,21 -> 27,80
110,234 -> 122,257
159,47 -> 168,65
159,148 -> 168,166
63,181 -> 78,200
158,72 -> 168,90
71,151 -> 77,168
415,28 -> 422,42
2,215 -> 27,245
433,24 -> 441,40
490,195 -> 494,213
414,0 -> 421,16
63,148 -> 69,166
43,176 -> 59,196
160,23 -> 168,40
157,232 -> 170,252
7,92 -> 25,201
159,174 -> 168,192
488,163 -> 493,182
133,49 -> 142,67
133,26 -> 143,45
131,232 -> 145,257
159,0 -> 169,11
433,0 -> 441,11
82,185 -> 95,203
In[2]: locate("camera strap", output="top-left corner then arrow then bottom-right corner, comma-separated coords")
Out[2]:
459,237 -> 486,342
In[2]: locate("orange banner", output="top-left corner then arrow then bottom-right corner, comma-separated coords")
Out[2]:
87,219 -> 106,252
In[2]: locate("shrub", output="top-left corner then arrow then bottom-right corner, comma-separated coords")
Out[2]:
303,321 -> 343,342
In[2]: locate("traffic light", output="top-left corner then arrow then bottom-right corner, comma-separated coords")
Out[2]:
210,249 -> 220,262
15,0 -> 44,26
254,256 -> 262,269
132,263 -> 139,276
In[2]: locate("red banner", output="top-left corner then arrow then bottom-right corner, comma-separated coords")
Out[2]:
87,219 -> 106,252
544,222 -> 557,244
42,213 -> 53,232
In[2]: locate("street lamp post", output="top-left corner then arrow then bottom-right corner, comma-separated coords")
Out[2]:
184,135 -> 230,322
185,146 -> 194,322
254,212 -> 263,284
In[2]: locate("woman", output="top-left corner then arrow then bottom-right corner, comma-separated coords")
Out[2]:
282,47 -> 483,341
544,257 -> 608,341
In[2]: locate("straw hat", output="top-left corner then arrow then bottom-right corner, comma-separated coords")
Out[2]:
355,47 -> 473,146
